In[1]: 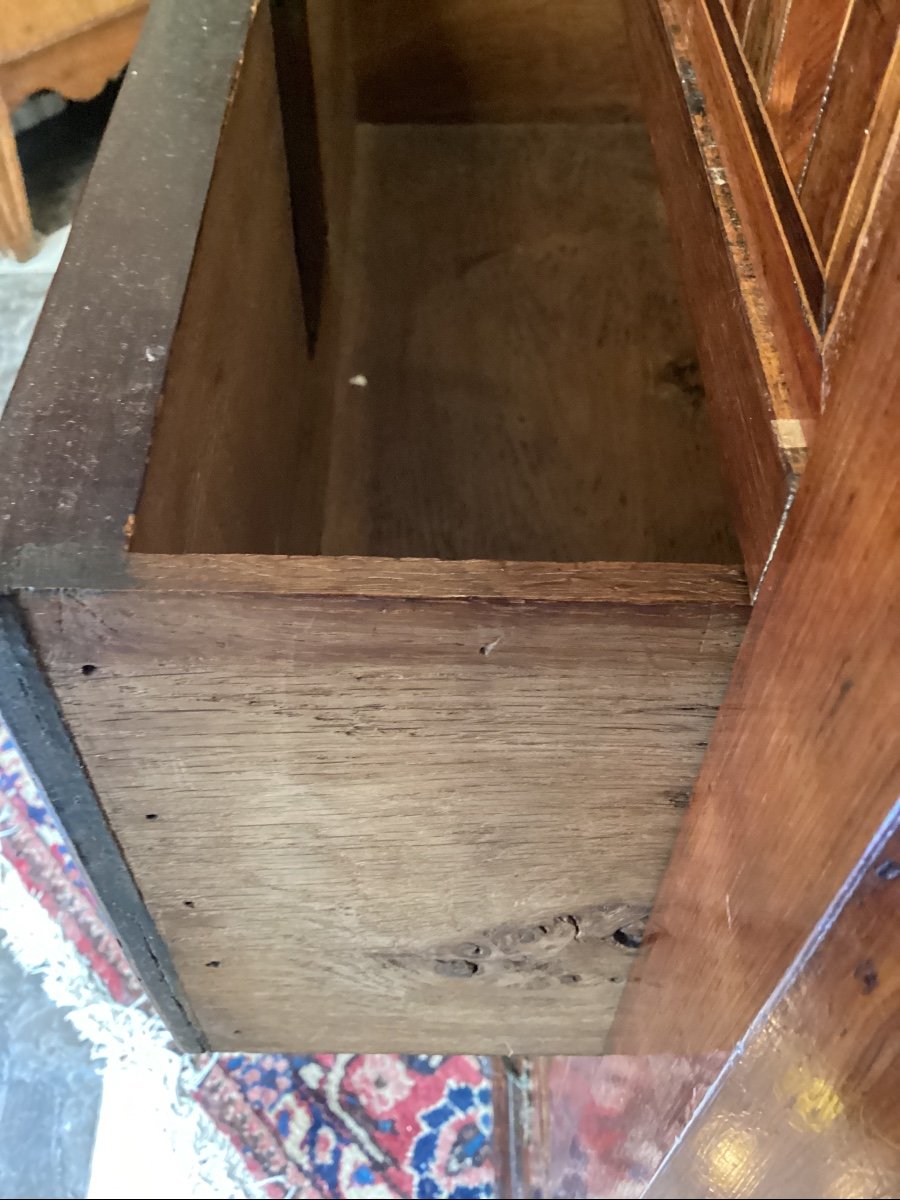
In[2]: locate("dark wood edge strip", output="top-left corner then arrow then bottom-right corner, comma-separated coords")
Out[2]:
0,597 -> 207,1052
704,0 -> 826,323
0,0 -> 258,571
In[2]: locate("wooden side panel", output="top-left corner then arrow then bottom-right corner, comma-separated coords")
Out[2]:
21,580 -> 748,1053
131,2 -> 308,554
646,808 -> 900,1198
766,0 -> 853,183
627,0 -> 814,590
611,133 -> 900,1057
348,0 -> 641,123
799,0 -> 900,256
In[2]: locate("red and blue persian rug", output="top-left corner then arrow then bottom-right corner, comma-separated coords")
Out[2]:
0,720 -> 495,1199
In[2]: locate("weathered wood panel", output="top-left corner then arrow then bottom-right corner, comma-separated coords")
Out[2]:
22,577 -> 748,1053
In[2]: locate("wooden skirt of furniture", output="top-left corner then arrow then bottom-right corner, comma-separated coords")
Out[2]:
0,0 -> 769,1053
0,0 -> 148,258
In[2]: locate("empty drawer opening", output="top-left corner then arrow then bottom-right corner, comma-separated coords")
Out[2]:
130,0 -> 739,567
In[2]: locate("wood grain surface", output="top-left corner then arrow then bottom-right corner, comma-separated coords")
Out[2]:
799,0 -> 900,256
0,92 -> 31,258
705,0 -> 825,320
741,0 -> 792,94
349,0 -> 641,123
824,45 -> 900,317
22,582 -> 748,1053
125,555 -> 750,605
321,122 -> 738,565
765,0 -> 853,183
131,1 -> 309,555
646,807 -> 900,1198
626,0 -> 815,590
682,0 -> 822,408
611,127 -> 900,1057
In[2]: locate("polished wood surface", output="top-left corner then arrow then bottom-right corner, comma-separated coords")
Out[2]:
22,578 -> 747,1053
627,0 -> 816,589
741,0 -> 792,94
824,46 -> 900,317
765,0 -> 853,184
612,128 -> 900,1057
321,121 -> 737,563
349,0 -> 641,123
646,807 -> 900,1198
799,0 -> 900,257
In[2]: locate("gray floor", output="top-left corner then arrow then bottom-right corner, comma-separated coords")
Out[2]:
0,90 -> 116,1197
0,948 -> 103,1199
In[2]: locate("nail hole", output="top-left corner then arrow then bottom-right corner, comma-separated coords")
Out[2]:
876,859 -> 900,881
560,973 -> 582,985
183,900 -> 195,909
434,959 -> 479,978
205,960 -> 221,969
81,664 -> 97,676
145,813 -> 159,822
612,927 -> 643,950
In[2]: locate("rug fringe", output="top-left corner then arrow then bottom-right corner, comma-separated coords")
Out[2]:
0,853 -> 261,1199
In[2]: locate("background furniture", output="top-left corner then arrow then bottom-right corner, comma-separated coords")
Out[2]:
0,0 -> 147,258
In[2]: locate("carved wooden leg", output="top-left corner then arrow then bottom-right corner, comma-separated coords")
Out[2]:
0,95 -> 34,260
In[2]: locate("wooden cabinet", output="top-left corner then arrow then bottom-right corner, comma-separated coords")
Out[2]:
0,0 -> 895,1089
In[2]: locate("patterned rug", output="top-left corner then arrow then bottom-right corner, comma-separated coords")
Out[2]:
0,720 -> 495,1199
